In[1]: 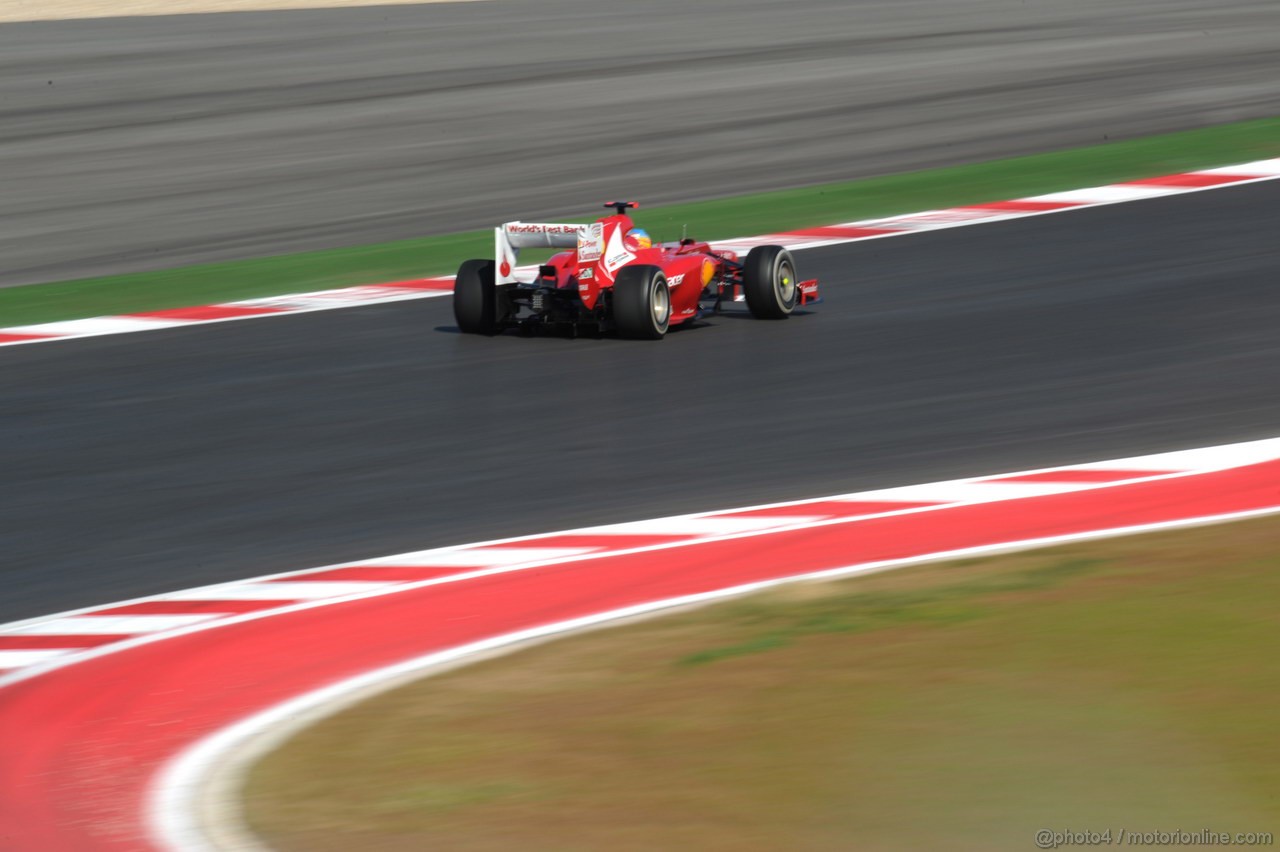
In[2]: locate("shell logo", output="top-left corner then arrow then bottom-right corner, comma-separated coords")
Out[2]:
701,259 -> 716,285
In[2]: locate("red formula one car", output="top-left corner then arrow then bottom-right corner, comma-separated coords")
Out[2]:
453,202 -> 821,339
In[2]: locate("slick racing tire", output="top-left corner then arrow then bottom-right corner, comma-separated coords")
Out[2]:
454,259 -> 505,335
613,265 -> 671,340
743,245 -> 798,319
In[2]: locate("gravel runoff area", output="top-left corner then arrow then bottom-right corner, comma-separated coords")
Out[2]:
1,0 -> 1278,287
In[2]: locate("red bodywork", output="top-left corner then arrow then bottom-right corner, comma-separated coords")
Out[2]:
476,205 -> 822,336
533,213 -> 818,326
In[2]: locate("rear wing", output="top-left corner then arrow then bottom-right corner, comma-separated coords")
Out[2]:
496,222 -> 589,284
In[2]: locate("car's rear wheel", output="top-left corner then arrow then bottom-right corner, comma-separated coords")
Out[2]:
454,259 -> 504,335
743,245 -> 798,319
612,265 -> 671,340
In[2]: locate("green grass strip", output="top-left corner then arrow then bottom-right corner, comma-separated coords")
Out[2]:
3,116 -> 1278,328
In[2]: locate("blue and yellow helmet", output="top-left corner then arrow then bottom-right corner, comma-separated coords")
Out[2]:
628,228 -> 652,250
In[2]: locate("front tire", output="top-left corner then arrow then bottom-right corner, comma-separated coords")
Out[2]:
743,245 -> 798,319
454,259 -> 502,335
612,265 -> 671,340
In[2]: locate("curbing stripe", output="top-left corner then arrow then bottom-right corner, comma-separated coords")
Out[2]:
4,439 -> 1280,675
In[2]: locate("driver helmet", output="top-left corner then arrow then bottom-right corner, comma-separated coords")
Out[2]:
626,228 -> 652,250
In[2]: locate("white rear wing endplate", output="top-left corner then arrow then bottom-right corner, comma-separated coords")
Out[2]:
496,222 -> 586,284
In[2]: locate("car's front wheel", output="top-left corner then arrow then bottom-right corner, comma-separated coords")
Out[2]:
612,265 -> 671,340
743,245 -> 798,319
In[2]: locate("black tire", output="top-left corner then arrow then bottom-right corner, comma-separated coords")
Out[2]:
612,265 -> 671,340
453,259 -> 503,335
743,245 -> 798,319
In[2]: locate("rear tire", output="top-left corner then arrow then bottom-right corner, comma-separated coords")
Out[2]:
453,259 -> 503,335
612,266 -> 671,340
743,245 -> 798,319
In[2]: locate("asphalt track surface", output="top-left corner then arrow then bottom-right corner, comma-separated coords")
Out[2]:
2,180 -> 1278,623
3,0 -> 1280,287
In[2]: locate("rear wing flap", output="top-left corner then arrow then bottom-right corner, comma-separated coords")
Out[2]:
496,222 -> 590,284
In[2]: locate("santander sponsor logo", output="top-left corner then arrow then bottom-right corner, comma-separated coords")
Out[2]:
578,223 -> 603,263
601,226 -> 633,274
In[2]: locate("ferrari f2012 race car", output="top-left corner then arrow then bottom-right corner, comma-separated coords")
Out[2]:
453,202 -> 821,339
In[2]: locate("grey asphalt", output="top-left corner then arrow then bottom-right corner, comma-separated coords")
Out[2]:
2,0 -> 1279,287
3,180 -> 1278,622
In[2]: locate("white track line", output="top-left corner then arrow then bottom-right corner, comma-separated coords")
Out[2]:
584,516 -> 827,536
836,481 -> 1085,503
0,649 -> 78,667
7,614 -> 224,635
163,581 -> 395,601
361,546 -> 601,567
